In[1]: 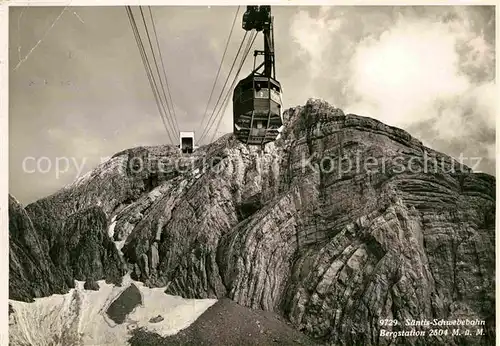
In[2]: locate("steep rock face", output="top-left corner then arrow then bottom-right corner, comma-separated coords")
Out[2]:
9,195 -> 68,301
49,206 -> 126,285
10,201 -> 126,299
11,99 -> 495,345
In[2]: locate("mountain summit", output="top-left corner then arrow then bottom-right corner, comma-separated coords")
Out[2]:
9,99 -> 495,345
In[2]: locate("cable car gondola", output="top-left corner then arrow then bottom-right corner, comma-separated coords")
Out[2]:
233,5 -> 283,146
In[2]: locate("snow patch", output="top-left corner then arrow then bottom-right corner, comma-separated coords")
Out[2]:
9,276 -> 217,346
107,216 -> 123,255
108,219 -> 117,238
115,239 -> 126,252
148,188 -> 163,201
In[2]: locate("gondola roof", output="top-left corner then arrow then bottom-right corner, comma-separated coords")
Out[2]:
236,73 -> 281,87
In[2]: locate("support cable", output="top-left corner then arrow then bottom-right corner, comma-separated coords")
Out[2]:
126,6 -> 175,143
138,6 -> 179,135
198,31 -> 250,143
209,31 -> 257,143
199,6 -> 240,135
147,6 -> 180,134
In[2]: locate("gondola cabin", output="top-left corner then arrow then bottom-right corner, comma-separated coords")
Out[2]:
179,131 -> 195,153
233,74 -> 283,145
232,5 -> 283,146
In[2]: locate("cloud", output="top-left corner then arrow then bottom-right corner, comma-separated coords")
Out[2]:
289,6 -> 495,172
347,17 -> 471,126
289,7 -> 344,78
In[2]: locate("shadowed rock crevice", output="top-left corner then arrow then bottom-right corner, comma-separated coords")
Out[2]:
236,193 -> 263,220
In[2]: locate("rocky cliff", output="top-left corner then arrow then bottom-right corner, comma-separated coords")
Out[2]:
9,99 -> 495,345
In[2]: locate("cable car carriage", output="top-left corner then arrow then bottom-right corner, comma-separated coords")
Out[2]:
233,5 -> 283,146
233,75 -> 282,145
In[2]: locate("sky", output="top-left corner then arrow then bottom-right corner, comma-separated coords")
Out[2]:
8,5 -> 496,204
